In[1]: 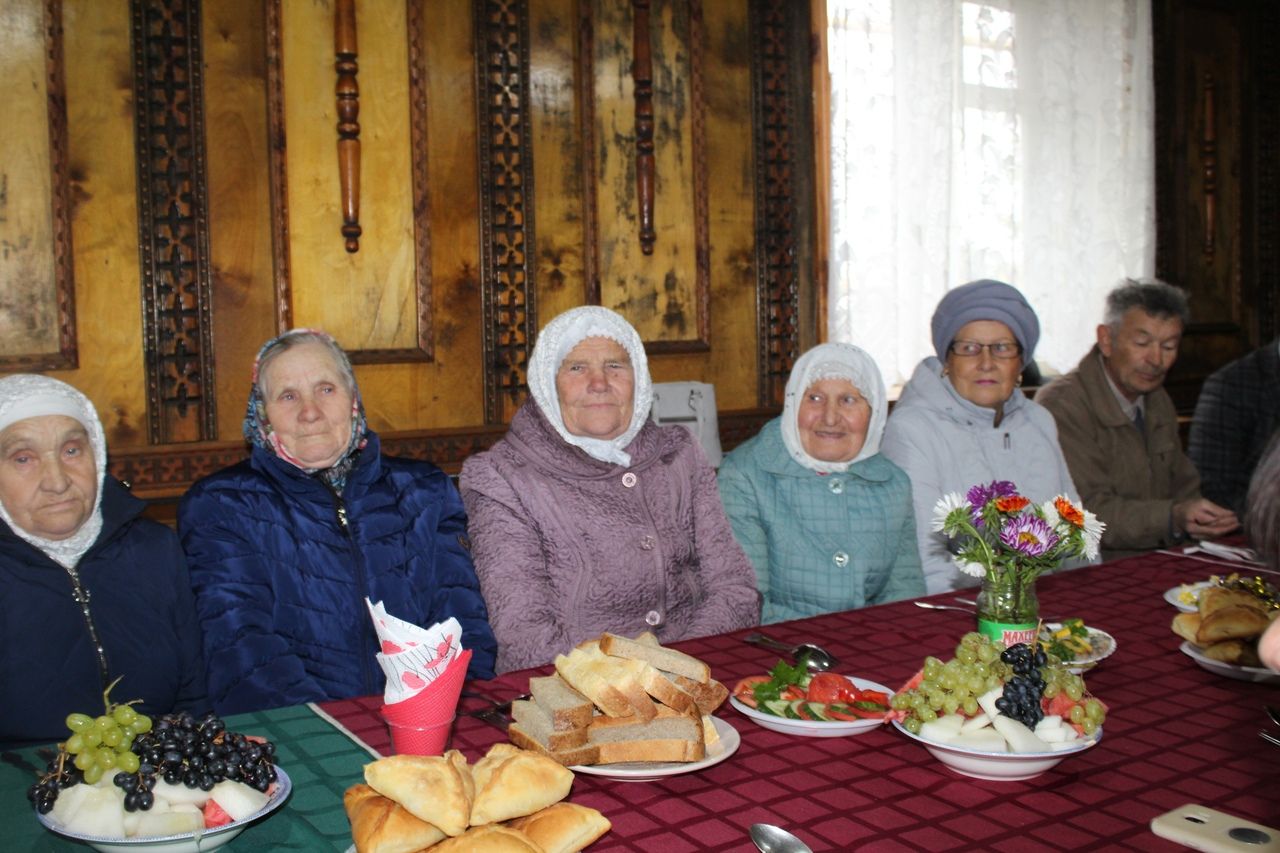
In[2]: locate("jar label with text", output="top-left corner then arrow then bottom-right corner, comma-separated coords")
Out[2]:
977,618 -> 1036,647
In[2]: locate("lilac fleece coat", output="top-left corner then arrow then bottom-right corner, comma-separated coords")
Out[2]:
460,402 -> 761,673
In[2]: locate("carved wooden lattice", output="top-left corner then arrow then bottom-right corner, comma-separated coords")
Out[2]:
475,0 -> 537,423
131,0 -> 217,443
750,0 -> 800,407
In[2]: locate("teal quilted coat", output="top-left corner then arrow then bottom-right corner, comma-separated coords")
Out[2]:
718,418 -> 924,623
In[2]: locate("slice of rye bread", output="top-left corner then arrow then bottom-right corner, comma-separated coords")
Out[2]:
666,672 -> 729,715
511,700 -> 589,751
599,632 -> 710,683
508,722 -> 600,767
527,675 -> 593,730
587,706 -> 706,764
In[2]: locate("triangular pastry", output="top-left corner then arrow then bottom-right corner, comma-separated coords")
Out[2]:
470,742 -> 574,825
363,751 -> 473,837
343,784 -> 446,853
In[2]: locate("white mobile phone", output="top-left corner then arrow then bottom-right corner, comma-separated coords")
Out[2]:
1150,804 -> 1280,852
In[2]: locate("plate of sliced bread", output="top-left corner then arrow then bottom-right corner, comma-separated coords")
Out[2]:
507,632 -> 741,781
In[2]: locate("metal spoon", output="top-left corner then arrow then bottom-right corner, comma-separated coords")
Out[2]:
750,823 -> 814,853
914,601 -> 975,614
1266,705 -> 1280,727
743,632 -> 837,671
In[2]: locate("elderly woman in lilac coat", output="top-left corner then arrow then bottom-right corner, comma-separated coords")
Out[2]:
460,306 -> 760,673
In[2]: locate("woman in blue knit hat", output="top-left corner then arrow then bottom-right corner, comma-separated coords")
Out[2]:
881,280 -> 1083,593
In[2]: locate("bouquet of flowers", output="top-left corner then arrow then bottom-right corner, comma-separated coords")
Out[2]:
933,480 -> 1104,591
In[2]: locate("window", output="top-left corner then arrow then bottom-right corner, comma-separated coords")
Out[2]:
827,0 -> 1155,389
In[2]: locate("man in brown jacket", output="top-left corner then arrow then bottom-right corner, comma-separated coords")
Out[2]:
1037,280 -> 1238,559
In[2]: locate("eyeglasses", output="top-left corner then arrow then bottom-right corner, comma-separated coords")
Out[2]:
949,340 -> 1022,359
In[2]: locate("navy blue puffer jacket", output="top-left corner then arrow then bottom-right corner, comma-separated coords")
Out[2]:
1,478 -> 208,747
178,432 -> 496,715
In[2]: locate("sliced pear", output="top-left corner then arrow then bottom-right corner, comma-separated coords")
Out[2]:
991,715 -> 1051,754
208,780 -> 270,822
960,711 -> 992,733
951,728 -> 1008,752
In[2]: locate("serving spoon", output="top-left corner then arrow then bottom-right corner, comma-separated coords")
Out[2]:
743,632 -> 837,671
913,601 -> 975,614
750,823 -> 814,853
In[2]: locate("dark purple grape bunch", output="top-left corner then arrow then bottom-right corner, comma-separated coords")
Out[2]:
995,642 -> 1047,728
26,754 -> 83,815
118,711 -> 278,810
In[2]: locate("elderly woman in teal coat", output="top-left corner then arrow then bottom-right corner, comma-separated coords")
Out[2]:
718,343 -> 924,622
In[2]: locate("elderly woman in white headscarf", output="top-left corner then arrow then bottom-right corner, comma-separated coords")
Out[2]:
0,375 -> 206,747
460,306 -> 760,673
718,344 -> 924,623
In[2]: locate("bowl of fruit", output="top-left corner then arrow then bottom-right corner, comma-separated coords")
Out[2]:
890,633 -> 1105,781
29,693 -> 288,853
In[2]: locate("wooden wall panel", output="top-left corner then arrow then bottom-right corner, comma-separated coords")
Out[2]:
56,0 -> 148,449
203,0 -> 277,439
591,0 -> 708,350
279,0 -> 420,355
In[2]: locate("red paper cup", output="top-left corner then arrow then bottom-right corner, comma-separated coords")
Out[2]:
381,649 -> 472,725
385,714 -> 455,756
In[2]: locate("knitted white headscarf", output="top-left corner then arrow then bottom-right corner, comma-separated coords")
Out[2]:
780,342 -> 888,474
0,374 -> 107,568
527,306 -> 653,466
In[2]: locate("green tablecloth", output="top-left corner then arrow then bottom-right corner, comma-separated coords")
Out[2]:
0,704 -> 373,851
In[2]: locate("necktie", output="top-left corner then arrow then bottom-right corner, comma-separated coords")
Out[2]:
1133,407 -> 1145,437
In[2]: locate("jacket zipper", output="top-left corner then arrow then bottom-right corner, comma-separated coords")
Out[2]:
64,565 -> 111,693
330,487 -> 375,697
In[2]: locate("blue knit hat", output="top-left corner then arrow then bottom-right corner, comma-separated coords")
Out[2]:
931,279 -> 1040,367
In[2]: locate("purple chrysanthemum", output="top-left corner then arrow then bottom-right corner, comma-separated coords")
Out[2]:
999,515 -> 1058,557
966,480 -> 1018,525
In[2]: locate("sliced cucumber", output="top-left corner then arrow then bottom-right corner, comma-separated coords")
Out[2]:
762,699 -> 791,717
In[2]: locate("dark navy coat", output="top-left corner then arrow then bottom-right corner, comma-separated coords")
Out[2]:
0,478 -> 209,747
178,433 -> 496,715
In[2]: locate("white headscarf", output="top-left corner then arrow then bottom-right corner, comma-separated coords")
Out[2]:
781,342 -> 888,474
0,374 -> 108,568
527,306 -> 654,466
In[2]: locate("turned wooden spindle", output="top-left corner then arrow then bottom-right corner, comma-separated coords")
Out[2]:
335,0 -> 361,253
1200,71 -> 1217,259
633,0 -> 655,255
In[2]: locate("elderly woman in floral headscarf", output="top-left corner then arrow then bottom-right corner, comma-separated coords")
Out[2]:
0,375 -> 206,746
718,343 -> 924,623
178,329 -> 495,714
460,306 -> 759,673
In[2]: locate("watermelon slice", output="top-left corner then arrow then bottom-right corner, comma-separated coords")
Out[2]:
203,798 -> 234,829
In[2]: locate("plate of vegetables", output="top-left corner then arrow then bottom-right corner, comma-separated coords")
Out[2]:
729,659 -> 893,737
1036,619 -> 1116,674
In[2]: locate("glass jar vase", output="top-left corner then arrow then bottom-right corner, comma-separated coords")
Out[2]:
975,574 -> 1039,646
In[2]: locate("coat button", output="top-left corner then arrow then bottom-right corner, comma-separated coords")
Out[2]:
645,610 -> 662,626
828,478 -> 844,494
622,472 -> 637,488
640,535 -> 656,550
833,551 -> 850,567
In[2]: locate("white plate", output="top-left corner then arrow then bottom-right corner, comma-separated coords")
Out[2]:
1038,623 -> 1117,674
1179,641 -> 1280,685
570,716 -> 740,782
891,720 -> 1100,781
37,766 -> 291,853
728,676 -> 894,737
1164,581 -> 1213,612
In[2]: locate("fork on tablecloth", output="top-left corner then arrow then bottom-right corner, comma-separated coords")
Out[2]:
461,691 -> 529,731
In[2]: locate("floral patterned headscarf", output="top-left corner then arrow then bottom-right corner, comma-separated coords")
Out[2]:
243,329 -> 369,492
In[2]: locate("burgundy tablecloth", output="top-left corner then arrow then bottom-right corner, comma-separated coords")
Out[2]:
320,550 -> 1280,851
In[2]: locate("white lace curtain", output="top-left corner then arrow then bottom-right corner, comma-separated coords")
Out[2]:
827,0 -> 1155,388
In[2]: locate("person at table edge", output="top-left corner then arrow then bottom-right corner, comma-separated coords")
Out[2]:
179,329 -> 496,715
718,342 -> 924,622
881,279 -> 1082,594
0,375 -> 207,746
1036,279 -> 1238,559
1187,336 -> 1280,516
1245,435 -> 1280,672
460,306 -> 760,674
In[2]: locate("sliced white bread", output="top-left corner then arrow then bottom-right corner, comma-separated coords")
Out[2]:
527,675 -> 593,730
511,700 -> 589,751
508,722 -> 600,767
555,644 -> 656,720
587,705 -> 706,764
599,632 -> 710,683
638,667 -> 697,714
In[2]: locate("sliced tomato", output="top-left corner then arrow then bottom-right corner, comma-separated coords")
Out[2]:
857,689 -> 890,706
782,685 -> 807,702
806,673 -> 852,705
732,675 -> 769,697
824,705 -> 863,722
